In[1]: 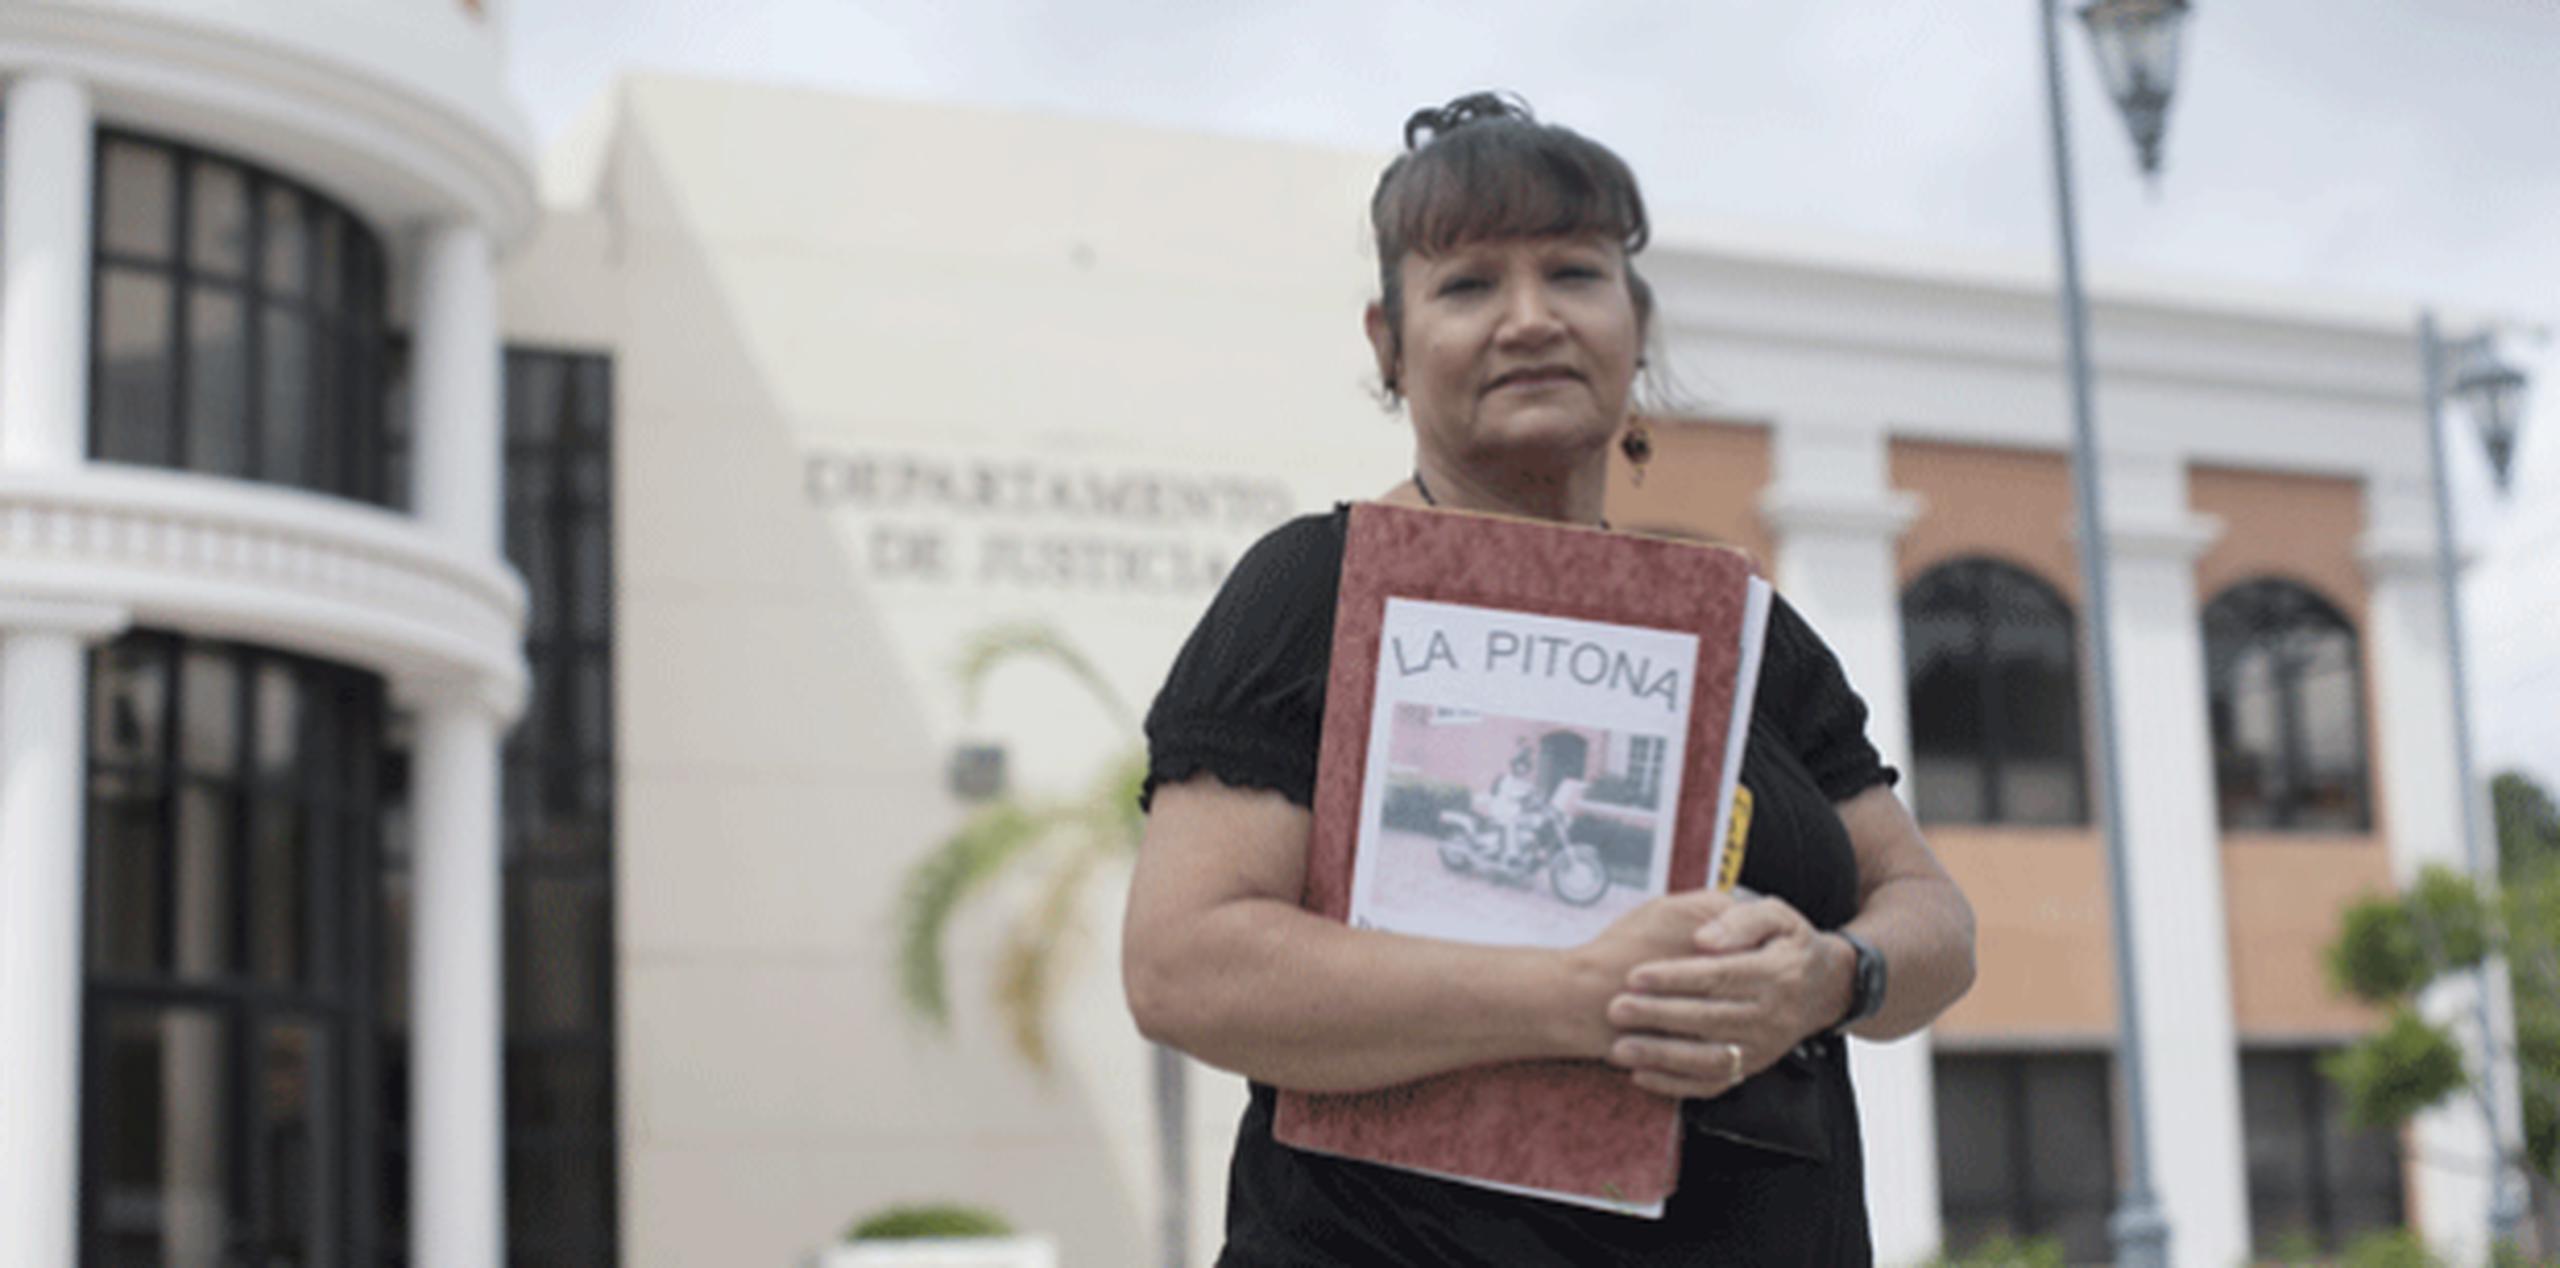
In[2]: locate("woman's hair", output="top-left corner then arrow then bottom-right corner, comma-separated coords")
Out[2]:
1369,91 -> 1656,383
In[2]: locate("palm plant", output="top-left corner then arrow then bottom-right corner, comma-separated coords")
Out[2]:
893,622 -> 1187,1268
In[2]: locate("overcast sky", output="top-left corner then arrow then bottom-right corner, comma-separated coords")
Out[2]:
504,0 -> 2560,795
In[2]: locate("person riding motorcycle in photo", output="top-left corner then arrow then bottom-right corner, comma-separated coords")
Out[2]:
1480,741 -> 1546,866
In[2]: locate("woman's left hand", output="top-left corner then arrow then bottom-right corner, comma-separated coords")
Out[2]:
1600,894 -> 1852,1099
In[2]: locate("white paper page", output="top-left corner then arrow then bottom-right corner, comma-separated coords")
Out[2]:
1347,598 -> 1700,951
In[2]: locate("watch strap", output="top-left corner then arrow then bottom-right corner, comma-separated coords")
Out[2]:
1834,929 -> 1886,1031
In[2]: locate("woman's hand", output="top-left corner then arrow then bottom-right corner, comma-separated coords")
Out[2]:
1131,777 -> 1712,1092
1600,894 -> 1854,1100
1555,889 -> 1743,1061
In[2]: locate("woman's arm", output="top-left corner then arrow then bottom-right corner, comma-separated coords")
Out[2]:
1601,783 -> 1975,1097
1124,774 -> 1737,1093
1827,782 -> 1976,1040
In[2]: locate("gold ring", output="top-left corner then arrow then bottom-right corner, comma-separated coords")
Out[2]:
1724,1042 -> 1745,1085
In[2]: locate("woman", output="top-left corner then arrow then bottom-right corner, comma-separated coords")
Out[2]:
1124,92 -> 1975,1265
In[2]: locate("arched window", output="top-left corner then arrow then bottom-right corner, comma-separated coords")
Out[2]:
1902,558 -> 2088,825
2203,579 -> 2371,831
90,132 -> 391,503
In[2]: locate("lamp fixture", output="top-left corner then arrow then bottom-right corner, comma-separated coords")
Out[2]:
2077,0 -> 2193,178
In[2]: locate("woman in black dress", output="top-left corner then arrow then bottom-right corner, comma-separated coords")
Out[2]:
1123,92 -> 1977,1266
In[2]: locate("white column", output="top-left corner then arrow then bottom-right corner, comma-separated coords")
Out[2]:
1761,420 -> 1938,1265
2362,474 -> 2519,1266
0,71 -> 107,1266
1,74 -> 96,469
409,696 -> 506,1268
406,216 -> 510,1268
2093,449 -> 2250,1268
0,602 -> 127,1268
412,223 -> 502,558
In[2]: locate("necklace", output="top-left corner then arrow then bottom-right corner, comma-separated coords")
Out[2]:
1410,469 -> 1610,530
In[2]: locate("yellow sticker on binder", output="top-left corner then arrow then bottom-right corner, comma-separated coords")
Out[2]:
1715,785 -> 1754,892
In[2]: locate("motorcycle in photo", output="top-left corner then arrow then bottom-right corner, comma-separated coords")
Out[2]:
1435,780 -> 1611,907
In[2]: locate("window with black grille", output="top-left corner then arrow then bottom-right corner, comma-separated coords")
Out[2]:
2241,1048 -> 2405,1255
81,634 -> 387,1266
378,348 -> 618,1267
87,132 -> 392,504
1901,558 -> 2089,825
1934,1052 -> 2118,1263
2203,580 -> 2372,832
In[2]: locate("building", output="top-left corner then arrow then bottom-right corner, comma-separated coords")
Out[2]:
0,5 -> 2522,1265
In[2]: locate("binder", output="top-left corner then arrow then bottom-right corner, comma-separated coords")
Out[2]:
1274,500 -> 1770,1215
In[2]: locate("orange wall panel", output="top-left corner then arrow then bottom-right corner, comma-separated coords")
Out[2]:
2189,466 -> 2368,622
2221,837 -> 2394,1037
1927,827 -> 2117,1040
1890,439 -> 2082,598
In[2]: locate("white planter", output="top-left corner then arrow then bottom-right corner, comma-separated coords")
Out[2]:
814,1236 -> 1059,1268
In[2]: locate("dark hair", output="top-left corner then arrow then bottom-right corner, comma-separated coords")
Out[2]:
1370,92 -> 1655,387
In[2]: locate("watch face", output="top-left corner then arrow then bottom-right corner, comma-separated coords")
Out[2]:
1847,933 -> 1886,1023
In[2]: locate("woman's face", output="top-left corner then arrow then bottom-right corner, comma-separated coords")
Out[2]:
1369,233 -> 1643,473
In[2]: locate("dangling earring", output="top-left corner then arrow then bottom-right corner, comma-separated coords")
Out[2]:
1621,418 -> 1653,486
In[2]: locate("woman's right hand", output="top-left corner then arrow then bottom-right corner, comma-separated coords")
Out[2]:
1559,888 -> 1740,1059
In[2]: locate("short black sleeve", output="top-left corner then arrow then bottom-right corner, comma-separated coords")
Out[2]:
1141,511 -> 1346,811
1758,594 -> 1900,803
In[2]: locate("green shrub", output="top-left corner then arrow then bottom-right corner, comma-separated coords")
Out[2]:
2256,1228 -> 2324,1264
847,1203 -> 1014,1241
2323,1011 -> 2470,1131
2340,1228 -> 2445,1268
2491,1242 -> 2559,1268
2330,897 -> 2427,1002
2407,868 -> 2493,970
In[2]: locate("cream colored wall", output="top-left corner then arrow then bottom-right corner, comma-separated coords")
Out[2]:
500,76 -> 1407,1268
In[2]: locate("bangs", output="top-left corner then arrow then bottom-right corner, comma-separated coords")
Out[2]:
1372,122 -> 1649,261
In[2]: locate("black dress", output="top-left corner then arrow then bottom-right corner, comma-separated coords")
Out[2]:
1142,508 -> 1899,1267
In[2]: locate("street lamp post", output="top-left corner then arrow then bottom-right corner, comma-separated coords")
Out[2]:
2040,1 -> 2191,1264
2417,310 -> 2535,1251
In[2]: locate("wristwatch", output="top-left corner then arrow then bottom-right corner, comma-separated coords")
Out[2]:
1832,930 -> 1887,1032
